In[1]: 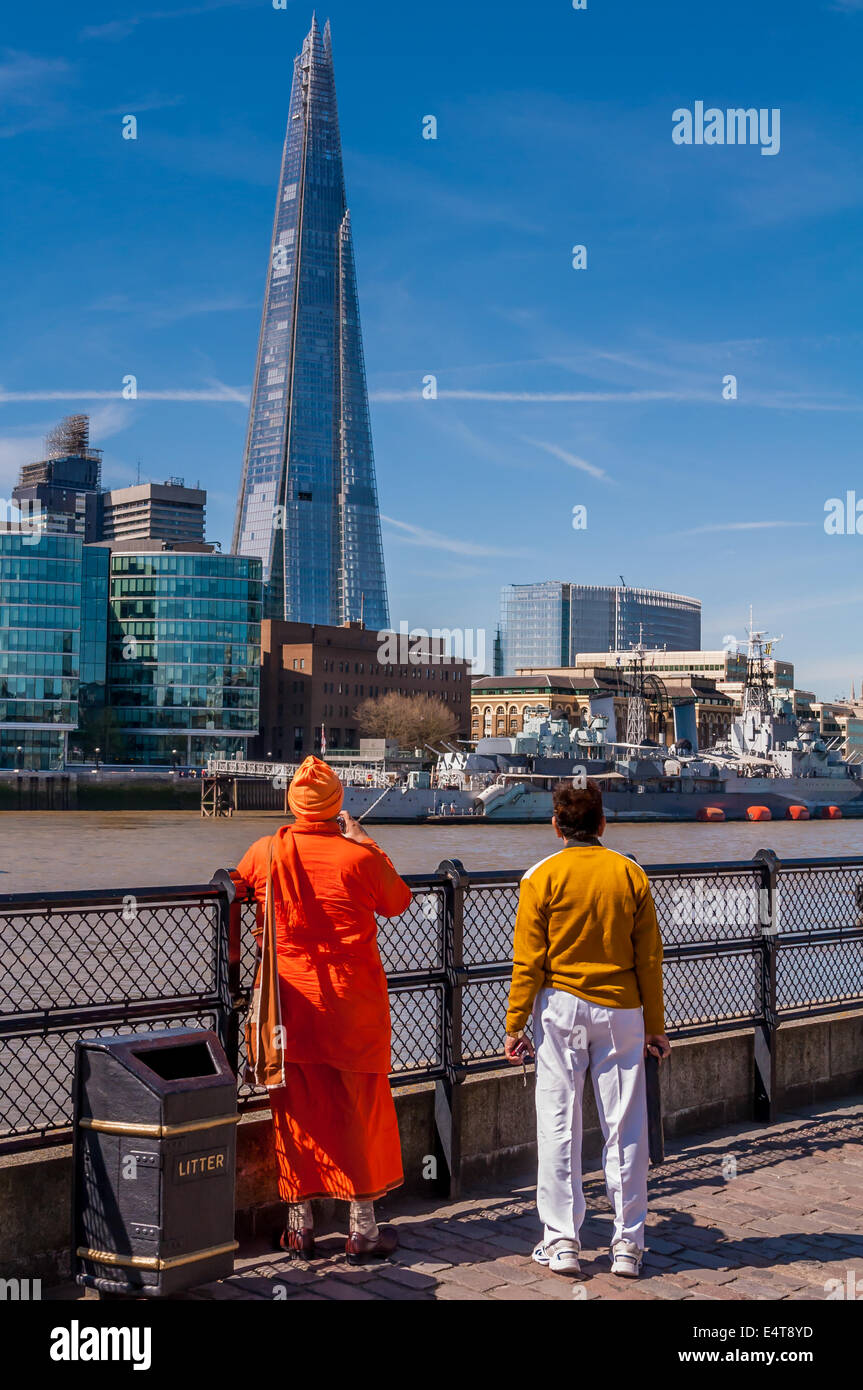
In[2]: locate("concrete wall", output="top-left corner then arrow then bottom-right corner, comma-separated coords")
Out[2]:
2,1009 -> 861,1285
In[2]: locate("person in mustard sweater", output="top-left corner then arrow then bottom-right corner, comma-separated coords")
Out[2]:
504,779 -> 670,1280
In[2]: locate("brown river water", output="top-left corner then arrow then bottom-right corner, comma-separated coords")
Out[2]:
0,811 -> 861,894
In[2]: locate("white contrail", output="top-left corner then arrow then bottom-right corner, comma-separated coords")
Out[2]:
676,521 -> 811,537
369,386 -> 863,412
0,386 -> 250,403
369,388 -> 696,403
381,514 -> 527,558
522,437 -> 608,480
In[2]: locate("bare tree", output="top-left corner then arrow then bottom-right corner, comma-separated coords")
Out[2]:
355,692 -> 458,750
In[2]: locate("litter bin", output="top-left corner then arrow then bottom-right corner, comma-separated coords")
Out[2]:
72,1028 -> 239,1297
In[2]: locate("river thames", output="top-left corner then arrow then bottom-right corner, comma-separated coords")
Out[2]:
0,810 -> 861,892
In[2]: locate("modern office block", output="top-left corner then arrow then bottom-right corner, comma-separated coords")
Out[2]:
105,550 -> 262,766
498,581 -> 702,675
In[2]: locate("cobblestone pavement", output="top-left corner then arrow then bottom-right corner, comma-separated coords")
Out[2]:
53,1097 -> 862,1302
189,1097 -> 863,1303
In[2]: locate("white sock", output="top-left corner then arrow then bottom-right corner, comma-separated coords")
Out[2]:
287,1200 -> 313,1231
349,1200 -> 379,1240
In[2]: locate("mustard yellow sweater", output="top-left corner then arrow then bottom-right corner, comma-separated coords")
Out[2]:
506,842 -> 665,1036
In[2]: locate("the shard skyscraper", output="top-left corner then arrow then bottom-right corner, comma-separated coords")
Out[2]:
232,16 -> 390,629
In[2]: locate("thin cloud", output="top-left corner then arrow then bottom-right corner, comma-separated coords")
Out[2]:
103,95 -> 185,115
0,384 -> 249,403
348,151 -> 543,238
0,432 -> 45,489
0,48 -> 75,137
522,437 -> 608,482
0,49 -> 71,97
370,388 -> 705,404
80,0 -> 252,42
87,292 -> 255,327
0,52 -> 181,139
370,384 -> 863,413
757,589 -> 863,617
84,402 -> 136,440
381,515 -> 529,559
674,521 -> 812,537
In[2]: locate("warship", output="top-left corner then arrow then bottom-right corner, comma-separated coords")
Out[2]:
206,625 -> 863,823
455,626 -> 863,823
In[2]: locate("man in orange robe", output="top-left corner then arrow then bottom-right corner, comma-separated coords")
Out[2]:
234,756 -> 412,1262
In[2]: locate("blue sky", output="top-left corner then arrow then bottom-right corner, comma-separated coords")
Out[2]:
2,0 -> 863,697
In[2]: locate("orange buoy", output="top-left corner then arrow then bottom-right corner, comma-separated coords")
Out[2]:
696,806 -> 725,822
747,805 -> 772,821
786,805 -> 810,820
818,805 -> 842,819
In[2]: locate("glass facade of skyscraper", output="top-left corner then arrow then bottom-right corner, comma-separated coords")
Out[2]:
0,533 -> 109,768
232,18 -> 389,630
106,552 -> 262,765
498,582 -> 702,674
1,538 -> 261,768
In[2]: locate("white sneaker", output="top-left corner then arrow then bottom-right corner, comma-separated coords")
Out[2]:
532,1240 -> 582,1276
610,1239 -> 643,1277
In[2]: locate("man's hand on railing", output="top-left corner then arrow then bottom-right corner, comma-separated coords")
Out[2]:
645,1033 -> 671,1062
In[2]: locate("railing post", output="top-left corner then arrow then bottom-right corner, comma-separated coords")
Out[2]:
752,849 -> 780,1123
434,858 -> 469,1198
210,869 -> 245,1078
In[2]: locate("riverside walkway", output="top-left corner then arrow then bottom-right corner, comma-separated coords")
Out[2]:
51,1096 -> 863,1302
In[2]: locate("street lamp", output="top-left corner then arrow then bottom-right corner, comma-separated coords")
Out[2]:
15,745 -> 23,773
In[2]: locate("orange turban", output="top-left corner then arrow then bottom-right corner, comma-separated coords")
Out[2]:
287,756 -> 344,822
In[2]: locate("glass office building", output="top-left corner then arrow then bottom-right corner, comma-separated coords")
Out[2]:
498,581 -> 702,675
498,583 -> 572,676
106,551 -> 262,765
0,532 -> 108,769
232,17 -> 389,630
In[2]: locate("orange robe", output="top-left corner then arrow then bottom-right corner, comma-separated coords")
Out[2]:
236,822 -> 412,1202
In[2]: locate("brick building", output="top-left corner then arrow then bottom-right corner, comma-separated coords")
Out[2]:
254,620 -> 471,760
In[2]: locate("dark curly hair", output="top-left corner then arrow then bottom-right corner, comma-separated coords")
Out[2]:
552,779 -> 604,840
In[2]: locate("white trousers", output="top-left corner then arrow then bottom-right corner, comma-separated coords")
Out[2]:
533,987 -> 648,1249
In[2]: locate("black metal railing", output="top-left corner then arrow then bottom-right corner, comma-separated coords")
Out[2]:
1,853 -> 862,1186
0,881 -> 233,1155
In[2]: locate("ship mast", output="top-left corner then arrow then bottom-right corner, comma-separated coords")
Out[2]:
742,607 -> 782,721
625,625 -> 649,746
